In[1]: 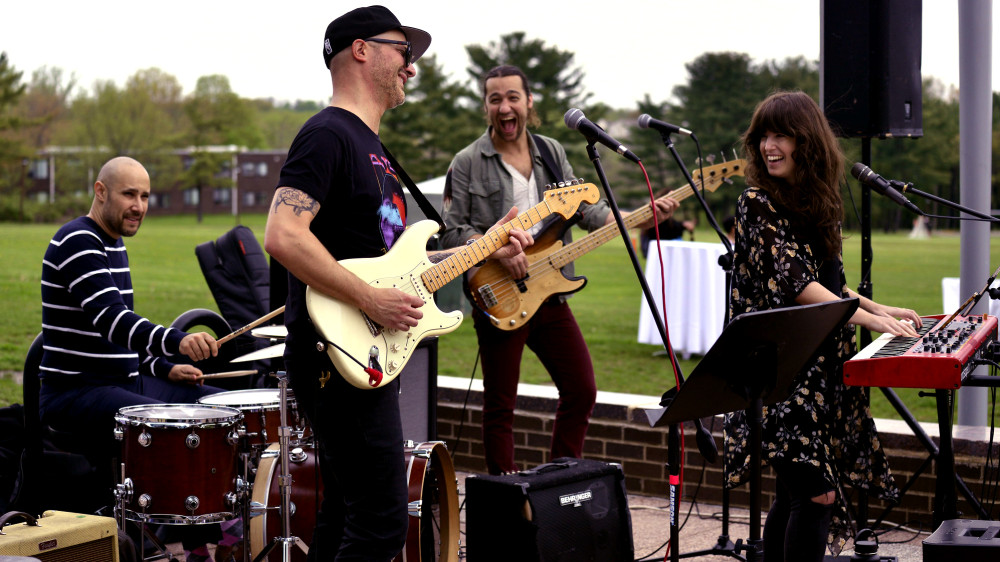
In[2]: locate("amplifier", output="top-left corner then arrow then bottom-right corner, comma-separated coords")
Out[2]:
465,458 -> 633,562
0,510 -> 119,561
923,519 -> 1000,562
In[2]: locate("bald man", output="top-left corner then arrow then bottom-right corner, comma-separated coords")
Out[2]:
38,155 -> 224,484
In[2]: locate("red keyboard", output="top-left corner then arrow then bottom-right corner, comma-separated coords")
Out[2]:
843,314 -> 998,389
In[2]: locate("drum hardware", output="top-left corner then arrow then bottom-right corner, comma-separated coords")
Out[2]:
251,372 -> 306,562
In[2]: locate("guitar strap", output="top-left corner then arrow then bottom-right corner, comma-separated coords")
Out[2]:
532,134 -> 564,184
380,142 -> 446,232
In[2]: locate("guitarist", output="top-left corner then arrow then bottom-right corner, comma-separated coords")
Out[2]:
263,8 -> 532,560
441,64 -> 679,475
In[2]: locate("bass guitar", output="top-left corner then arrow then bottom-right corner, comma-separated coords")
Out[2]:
306,180 -> 600,389
467,159 -> 745,330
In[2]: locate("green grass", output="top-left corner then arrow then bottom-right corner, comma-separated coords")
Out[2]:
1,216 -> 997,425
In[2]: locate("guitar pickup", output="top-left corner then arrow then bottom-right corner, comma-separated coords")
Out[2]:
515,273 -> 529,293
477,285 -> 498,308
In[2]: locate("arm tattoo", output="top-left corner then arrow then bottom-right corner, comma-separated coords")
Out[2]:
428,252 -> 451,264
273,187 -> 319,216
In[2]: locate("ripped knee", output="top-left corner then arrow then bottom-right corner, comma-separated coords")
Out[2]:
810,490 -> 836,505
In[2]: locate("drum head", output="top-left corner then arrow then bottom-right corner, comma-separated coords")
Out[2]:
198,389 -> 281,409
115,404 -> 242,426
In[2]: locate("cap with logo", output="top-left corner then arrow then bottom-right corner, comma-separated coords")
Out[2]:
322,5 -> 432,69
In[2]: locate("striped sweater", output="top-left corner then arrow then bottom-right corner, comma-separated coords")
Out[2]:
40,216 -> 185,380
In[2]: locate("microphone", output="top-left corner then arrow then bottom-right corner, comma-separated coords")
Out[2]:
637,113 -> 693,137
564,108 -> 641,163
850,163 -> 924,216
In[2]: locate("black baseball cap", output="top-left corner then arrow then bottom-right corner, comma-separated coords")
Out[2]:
323,6 -> 432,69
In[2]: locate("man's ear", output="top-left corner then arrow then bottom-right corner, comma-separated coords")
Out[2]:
94,180 -> 107,203
351,38 -> 368,62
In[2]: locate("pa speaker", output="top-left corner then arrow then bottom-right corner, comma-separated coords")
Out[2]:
821,0 -> 923,138
465,458 -> 633,562
923,519 -> 1000,561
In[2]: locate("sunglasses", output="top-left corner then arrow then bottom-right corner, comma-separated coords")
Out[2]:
364,38 -> 412,68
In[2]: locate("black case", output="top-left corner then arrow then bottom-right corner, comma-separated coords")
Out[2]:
465,458 -> 633,562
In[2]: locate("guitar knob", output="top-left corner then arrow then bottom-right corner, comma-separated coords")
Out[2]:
390,343 -> 400,353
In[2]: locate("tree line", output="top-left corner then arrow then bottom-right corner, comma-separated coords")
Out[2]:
1,34 -> 997,232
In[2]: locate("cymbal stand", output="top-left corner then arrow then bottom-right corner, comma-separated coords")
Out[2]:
253,372 -> 307,561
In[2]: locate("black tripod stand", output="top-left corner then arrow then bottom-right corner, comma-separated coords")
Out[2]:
645,299 -> 859,562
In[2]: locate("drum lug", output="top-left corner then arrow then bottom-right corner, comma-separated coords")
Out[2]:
289,447 -> 308,463
138,493 -> 152,508
113,425 -> 124,441
249,501 -> 263,517
227,429 -> 240,446
186,431 -> 201,449
412,448 -> 432,459
407,499 -> 422,518
185,495 -> 201,513
224,491 -> 238,508
138,430 -> 152,447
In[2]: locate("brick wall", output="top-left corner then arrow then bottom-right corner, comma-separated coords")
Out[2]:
434,376 -> 998,527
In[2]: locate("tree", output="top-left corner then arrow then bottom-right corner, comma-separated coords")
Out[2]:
381,54 -> 481,181
463,32 -> 606,179
183,74 -> 263,222
0,52 -> 31,218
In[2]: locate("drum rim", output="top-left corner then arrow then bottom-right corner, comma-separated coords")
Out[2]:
197,388 -> 284,409
114,403 -> 243,426
402,440 -> 460,562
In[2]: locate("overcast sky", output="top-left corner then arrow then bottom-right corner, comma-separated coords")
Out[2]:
1,1 -> 995,109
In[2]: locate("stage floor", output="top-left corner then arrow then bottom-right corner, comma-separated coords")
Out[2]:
160,471 -> 926,561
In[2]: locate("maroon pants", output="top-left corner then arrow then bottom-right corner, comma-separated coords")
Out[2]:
473,300 -> 597,474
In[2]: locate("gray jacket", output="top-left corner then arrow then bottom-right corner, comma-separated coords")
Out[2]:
441,129 -> 611,283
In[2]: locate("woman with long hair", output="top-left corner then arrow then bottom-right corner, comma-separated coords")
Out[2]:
724,91 -> 921,561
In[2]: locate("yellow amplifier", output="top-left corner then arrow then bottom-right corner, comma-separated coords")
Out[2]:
0,510 -> 119,561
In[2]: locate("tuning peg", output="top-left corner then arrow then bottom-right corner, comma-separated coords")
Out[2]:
724,178 -> 734,184
706,154 -> 716,163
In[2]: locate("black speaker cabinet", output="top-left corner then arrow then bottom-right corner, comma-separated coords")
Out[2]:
821,0 -> 923,138
465,458 -> 633,562
923,519 -> 1000,561
397,337 -> 438,443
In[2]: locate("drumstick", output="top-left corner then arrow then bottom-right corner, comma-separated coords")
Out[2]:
197,370 -> 258,379
216,306 -> 285,346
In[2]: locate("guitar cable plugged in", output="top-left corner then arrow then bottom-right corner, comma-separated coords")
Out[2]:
316,339 -> 385,387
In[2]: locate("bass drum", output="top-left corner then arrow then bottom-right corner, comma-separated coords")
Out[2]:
249,443 -> 321,562
394,441 -> 460,562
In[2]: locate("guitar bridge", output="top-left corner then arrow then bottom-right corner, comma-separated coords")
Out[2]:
477,284 -> 498,308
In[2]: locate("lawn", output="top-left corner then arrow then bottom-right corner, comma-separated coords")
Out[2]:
1,214 -> 998,424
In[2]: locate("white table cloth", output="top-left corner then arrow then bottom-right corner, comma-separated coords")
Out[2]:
637,240 -> 728,358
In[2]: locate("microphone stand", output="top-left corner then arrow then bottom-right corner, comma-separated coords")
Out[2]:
894,181 -> 1000,223
653,131 -> 744,561
583,142 -> 686,562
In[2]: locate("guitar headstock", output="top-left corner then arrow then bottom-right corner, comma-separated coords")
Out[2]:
691,159 -> 746,193
542,179 -> 601,218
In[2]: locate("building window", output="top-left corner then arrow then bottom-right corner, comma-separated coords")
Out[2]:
213,188 -> 231,205
256,162 -> 268,177
30,159 -> 49,180
184,188 -> 200,206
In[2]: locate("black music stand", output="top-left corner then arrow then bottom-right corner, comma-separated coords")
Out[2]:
644,298 -> 859,562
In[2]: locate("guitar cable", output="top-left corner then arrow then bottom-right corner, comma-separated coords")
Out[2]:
318,338 -> 384,387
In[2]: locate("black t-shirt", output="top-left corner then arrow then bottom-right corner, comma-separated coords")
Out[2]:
277,107 -> 407,345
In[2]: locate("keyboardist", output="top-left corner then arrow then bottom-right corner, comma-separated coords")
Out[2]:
723,91 -> 922,561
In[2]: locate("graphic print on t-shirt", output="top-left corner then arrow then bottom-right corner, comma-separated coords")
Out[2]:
370,153 -> 407,251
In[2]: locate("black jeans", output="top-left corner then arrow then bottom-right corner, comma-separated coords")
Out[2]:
286,346 -> 408,561
762,466 -> 835,562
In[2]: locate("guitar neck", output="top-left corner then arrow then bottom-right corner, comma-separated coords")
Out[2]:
549,182 -> 700,269
420,201 -> 553,293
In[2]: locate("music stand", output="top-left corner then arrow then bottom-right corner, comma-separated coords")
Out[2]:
644,298 -> 859,562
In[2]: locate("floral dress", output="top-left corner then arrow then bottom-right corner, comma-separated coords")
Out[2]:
723,187 -> 899,550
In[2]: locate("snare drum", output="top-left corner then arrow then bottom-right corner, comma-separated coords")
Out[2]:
395,441 -> 460,562
249,443 -> 321,562
199,388 -> 308,447
114,404 -> 242,525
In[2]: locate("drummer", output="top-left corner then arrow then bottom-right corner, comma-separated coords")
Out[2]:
38,156 -> 239,561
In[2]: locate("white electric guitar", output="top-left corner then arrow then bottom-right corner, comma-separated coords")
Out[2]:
306,180 -> 600,389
